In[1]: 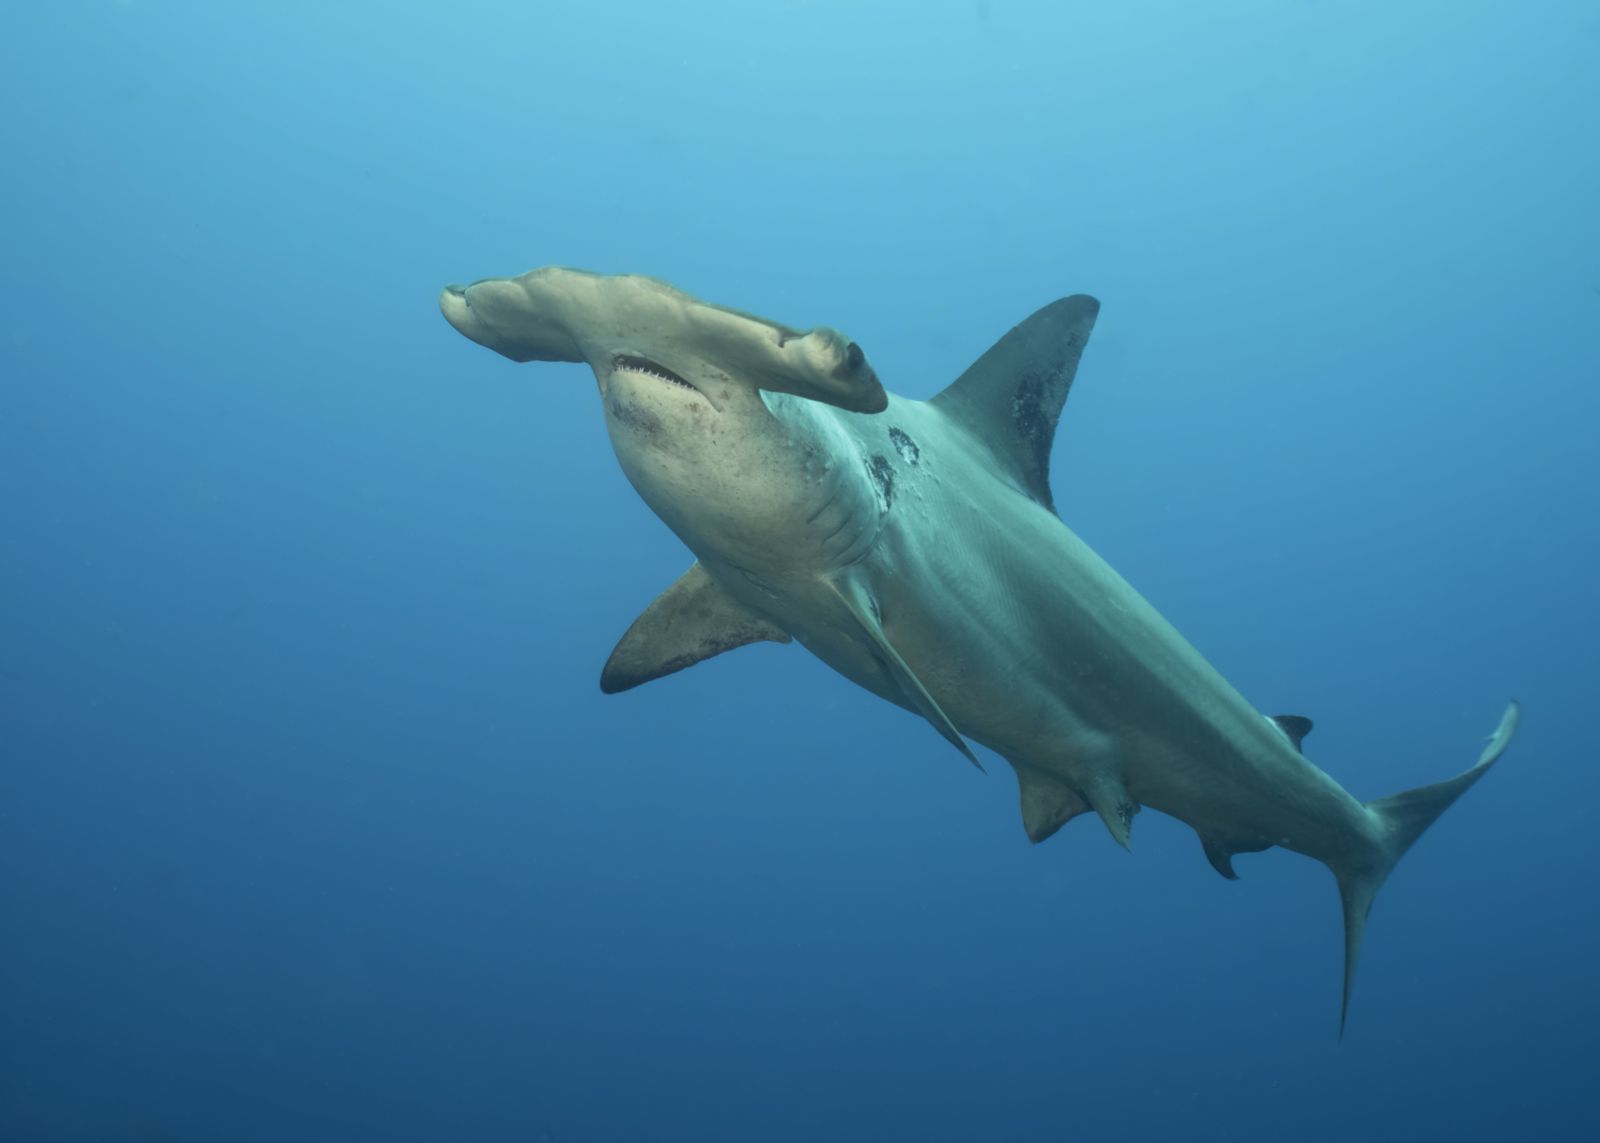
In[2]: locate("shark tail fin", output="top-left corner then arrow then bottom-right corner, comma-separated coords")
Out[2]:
1332,701 -> 1520,1037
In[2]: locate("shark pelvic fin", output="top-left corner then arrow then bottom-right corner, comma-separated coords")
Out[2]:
1015,769 -> 1091,843
827,578 -> 982,770
600,562 -> 790,694
929,295 -> 1099,514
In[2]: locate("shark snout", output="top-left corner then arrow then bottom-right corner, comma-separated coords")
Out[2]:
438,278 -> 584,364
439,283 -> 474,332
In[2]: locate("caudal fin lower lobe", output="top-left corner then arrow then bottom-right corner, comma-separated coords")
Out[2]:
1334,701 -> 1521,1037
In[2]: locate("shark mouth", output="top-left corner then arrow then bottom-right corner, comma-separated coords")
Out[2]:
611,355 -> 700,396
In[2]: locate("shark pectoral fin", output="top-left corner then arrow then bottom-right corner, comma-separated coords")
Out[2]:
826,578 -> 982,770
600,563 -> 790,694
1015,769 -> 1091,843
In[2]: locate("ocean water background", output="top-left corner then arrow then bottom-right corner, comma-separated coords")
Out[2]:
3,1 -> 1597,1139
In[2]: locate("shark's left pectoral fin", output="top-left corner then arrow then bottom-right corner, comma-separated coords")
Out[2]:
826,578 -> 983,770
601,563 -> 791,694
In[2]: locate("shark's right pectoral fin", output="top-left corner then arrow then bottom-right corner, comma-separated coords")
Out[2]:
600,563 -> 790,694
825,577 -> 983,770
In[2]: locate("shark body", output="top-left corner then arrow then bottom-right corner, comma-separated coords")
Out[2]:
440,267 -> 1517,1030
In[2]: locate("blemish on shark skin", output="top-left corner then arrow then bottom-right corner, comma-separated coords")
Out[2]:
888,426 -> 921,465
867,454 -> 895,507
1010,370 -> 1051,493
608,398 -> 662,436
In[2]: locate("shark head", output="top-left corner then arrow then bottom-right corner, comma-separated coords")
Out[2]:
440,267 -> 884,409
440,267 -> 891,577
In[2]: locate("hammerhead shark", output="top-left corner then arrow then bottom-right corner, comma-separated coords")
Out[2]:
439,266 -> 1517,1031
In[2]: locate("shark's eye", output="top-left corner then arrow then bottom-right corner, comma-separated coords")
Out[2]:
845,341 -> 864,371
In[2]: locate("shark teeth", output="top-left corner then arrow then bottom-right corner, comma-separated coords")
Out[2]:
612,355 -> 698,393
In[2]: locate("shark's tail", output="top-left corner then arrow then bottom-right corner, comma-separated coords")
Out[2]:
1333,701 -> 1520,1036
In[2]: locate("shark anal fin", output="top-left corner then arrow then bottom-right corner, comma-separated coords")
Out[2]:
929,295 -> 1099,514
1201,837 -> 1241,880
600,562 -> 790,694
1016,769 -> 1091,843
1199,834 -> 1269,880
1270,714 -> 1314,752
826,578 -> 982,770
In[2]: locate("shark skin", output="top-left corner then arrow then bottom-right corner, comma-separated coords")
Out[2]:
440,266 -> 1518,1032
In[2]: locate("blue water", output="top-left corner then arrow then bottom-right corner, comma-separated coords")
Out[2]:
3,2 -> 1597,1139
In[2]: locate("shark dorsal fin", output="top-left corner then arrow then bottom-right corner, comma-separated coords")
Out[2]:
600,562 -> 790,693
929,295 -> 1100,513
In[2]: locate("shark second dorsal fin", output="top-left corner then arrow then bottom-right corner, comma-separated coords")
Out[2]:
929,295 -> 1100,514
826,577 -> 982,770
600,563 -> 790,694
1270,714 -> 1314,752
